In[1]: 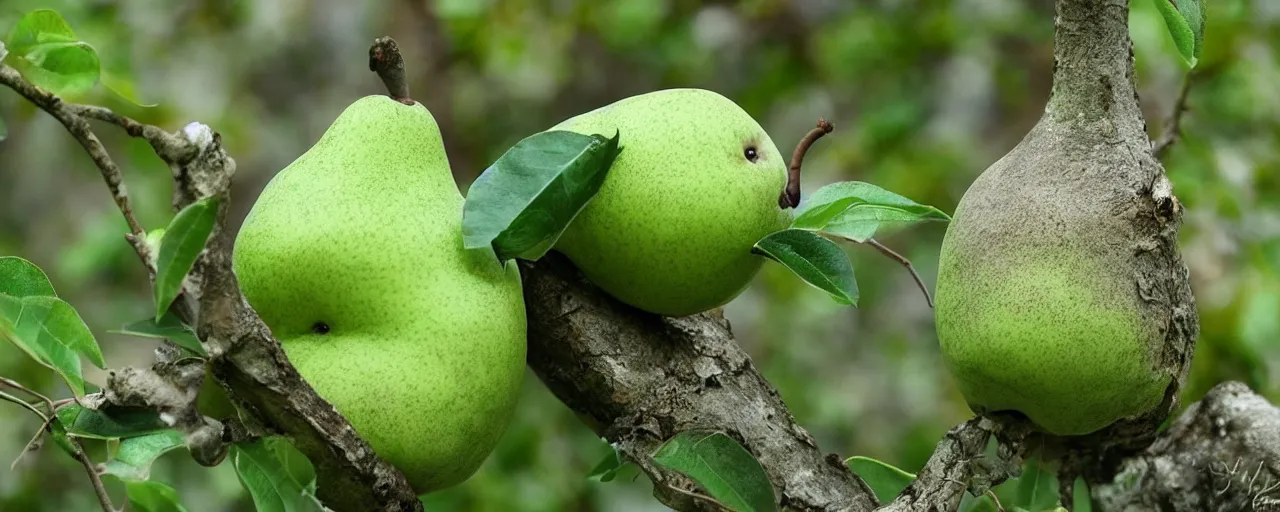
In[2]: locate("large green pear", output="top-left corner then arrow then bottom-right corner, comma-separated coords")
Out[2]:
551,89 -> 792,316
232,95 -> 527,493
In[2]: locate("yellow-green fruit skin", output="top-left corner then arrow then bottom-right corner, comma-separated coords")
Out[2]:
232,96 -> 526,493
551,89 -> 792,316
935,209 -> 1170,436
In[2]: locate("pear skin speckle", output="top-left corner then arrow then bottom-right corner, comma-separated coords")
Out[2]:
233,95 -> 526,493
552,89 -> 790,316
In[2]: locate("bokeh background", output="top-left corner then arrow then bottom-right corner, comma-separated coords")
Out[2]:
1,1 -> 1277,510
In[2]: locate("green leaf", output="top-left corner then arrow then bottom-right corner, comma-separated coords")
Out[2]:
267,437 -> 317,493
101,430 -> 185,481
0,294 -> 105,395
231,439 -> 325,512
845,456 -> 917,503
1153,0 -> 1199,67
0,256 -> 57,297
752,229 -> 858,306
791,181 -> 950,242
1014,457 -> 1060,511
111,313 -> 205,357
587,445 -> 634,483
651,430 -> 777,512
462,130 -> 622,262
154,197 -> 218,321
958,492 -> 999,512
125,480 -> 190,512
1073,476 -> 1092,512
13,41 -> 100,96
6,10 -> 101,96
56,402 -> 168,440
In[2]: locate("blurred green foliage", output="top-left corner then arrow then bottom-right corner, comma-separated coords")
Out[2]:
0,1 -> 1276,510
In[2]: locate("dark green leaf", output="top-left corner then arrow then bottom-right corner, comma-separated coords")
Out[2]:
125,480 -> 190,512
267,437 -> 317,493
0,256 -> 56,297
791,181 -> 950,242
1176,0 -> 1206,60
958,492 -> 999,512
56,403 -> 168,440
753,229 -> 858,306
111,313 -> 205,357
1153,0 -> 1198,67
651,430 -> 777,512
1015,457 -> 1059,511
0,294 -> 105,395
231,439 -> 325,512
587,445 -> 634,483
1073,476 -> 1092,512
845,456 -> 916,503
462,130 -> 621,262
154,197 -> 218,321
101,430 -> 185,481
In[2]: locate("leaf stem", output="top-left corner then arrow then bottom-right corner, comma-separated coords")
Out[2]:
837,237 -> 934,308
0,375 -> 56,413
780,118 -> 834,209
663,481 -> 732,511
368,36 -> 412,104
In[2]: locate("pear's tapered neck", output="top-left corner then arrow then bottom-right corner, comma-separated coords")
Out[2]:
1047,0 -> 1147,140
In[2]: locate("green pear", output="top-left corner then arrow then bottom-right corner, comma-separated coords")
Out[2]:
551,89 -> 792,316
232,95 -> 527,493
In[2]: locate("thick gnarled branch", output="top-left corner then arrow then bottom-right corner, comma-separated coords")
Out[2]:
521,254 -> 878,512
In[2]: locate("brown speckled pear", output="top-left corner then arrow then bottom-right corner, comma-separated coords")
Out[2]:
232,95 -> 526,493
551,89 -> 793,316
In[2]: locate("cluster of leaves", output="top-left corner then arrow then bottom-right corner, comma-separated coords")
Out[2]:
0,11 -> 326,511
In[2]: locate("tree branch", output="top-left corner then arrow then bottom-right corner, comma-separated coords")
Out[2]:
861,238 -> 934,309
1094,381 -> 1280,511
520,254 -> 878,511
881,417 -> 1017,512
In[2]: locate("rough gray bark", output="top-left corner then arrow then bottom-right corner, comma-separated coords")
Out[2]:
522,254 -> 878,512
1095,381 -> 1280,512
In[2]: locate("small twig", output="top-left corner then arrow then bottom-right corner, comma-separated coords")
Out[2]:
369,36 -> 412,104
0,375 -> 56,413
1150,71 -> 1194,159
70,436 -> 117,512
664,482 -> 731,511
836,237 -> 934,308
0,388 -> 49,422
0,65 -> 149,258
780,118 -> 834,208
0,379 -> 114,511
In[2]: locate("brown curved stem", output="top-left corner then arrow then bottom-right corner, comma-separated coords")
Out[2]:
780,118 -> 834,209
369,36 -> 412,105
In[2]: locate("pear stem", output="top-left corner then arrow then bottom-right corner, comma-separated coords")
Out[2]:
369,37 -> 413,105
780,118 -> 833,209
